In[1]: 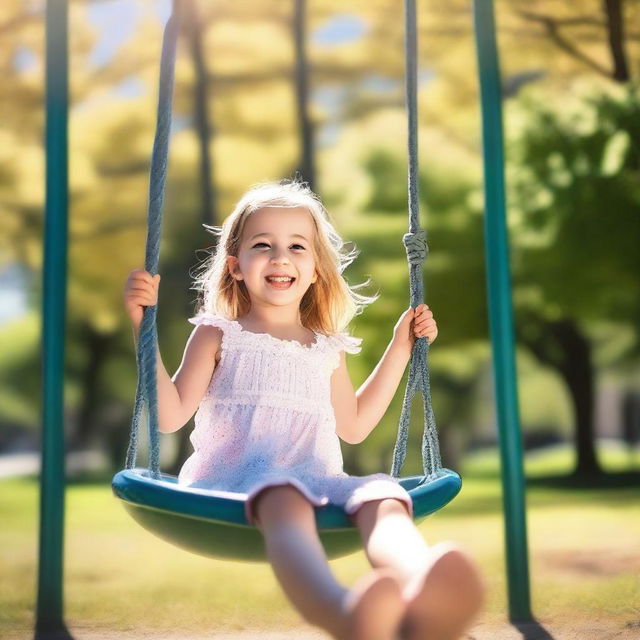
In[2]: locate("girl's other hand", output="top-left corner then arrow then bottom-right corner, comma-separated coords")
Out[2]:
392,304 -> 438,354
124,269 -> 160,330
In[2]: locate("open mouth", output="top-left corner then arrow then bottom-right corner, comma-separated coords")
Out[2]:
265,277 -> 296,289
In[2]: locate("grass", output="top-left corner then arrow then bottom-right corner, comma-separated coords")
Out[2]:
1,444 -> 639,638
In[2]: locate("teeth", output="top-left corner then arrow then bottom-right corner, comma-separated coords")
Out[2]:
267,277 -> 293,282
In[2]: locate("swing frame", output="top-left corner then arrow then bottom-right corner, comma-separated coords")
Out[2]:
38,0 -> 532,632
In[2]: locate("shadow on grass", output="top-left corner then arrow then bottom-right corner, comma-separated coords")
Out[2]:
441,469 -> 640,518
526,470 -> 640,490
513,620 -> 556,639
461,467 -> 640,486
33,623 -> 75,639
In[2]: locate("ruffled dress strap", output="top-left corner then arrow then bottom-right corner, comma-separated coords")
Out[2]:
324,331 -> 363,374
325,332 -> 363,355
188,312 -> 243,350
188,311 -> 237,330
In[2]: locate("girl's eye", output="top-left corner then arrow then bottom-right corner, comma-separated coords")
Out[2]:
252,243 -> 306,250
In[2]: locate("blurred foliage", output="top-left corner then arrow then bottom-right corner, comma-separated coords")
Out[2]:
508,83 -> 640,346
0,0 -> 639,476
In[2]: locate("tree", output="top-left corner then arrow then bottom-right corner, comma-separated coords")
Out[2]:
508,83 -> 640,475
511,0 -> 636,83
2,0 -> 639,474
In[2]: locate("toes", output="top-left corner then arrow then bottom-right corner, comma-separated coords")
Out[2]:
344,569 -> 406,640
402,544 -> 484,640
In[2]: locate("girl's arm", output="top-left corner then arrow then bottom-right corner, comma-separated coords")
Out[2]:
125,269 -> 220,434
133,324 -> 221,434
332,342 -> 410,445
332,304 -> 437,444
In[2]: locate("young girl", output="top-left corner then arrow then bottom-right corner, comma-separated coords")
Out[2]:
124,180 -> 484,640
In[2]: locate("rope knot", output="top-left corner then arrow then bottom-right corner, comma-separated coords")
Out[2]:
402,229 -> 428,266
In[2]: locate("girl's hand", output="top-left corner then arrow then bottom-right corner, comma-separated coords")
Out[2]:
124,269 -> 160,331
392,304 -> 438,355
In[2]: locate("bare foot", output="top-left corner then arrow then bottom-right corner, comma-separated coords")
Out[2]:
331,568 -> 406,640
400,542 -> 484,640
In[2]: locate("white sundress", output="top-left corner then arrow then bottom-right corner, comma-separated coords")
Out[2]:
177,312 -> 413,525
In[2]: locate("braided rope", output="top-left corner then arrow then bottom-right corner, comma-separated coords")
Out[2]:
125,2 -> 181,478
125,0 -> 443,484
391,0 -> 442,480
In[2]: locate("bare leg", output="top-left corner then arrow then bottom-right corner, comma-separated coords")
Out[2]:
351,498 -> 433,586
353,499 -> 485,640
254,485 -> 405,640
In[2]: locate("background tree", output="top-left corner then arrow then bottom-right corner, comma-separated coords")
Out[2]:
508,83 -> 640,476
1,0 -> 638,478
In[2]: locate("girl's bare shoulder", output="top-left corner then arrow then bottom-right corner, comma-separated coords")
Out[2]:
188,323 -> 223,364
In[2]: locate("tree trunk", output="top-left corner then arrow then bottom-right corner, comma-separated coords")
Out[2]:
516,5 -> 630,83
170,0 -> 217,474
518,314 -> 603,477
603,0 -> 630,82
69,325 -> 114,451
552,319 -> 602,476
293,0 -> 315,189
183,0 -> 217,227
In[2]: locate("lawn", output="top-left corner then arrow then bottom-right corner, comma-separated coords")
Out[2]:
1,444 -> 638,639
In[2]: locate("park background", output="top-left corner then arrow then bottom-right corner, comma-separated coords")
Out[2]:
1,0 -> 639,638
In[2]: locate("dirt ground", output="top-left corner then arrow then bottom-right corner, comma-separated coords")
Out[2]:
13,618 -> 639,640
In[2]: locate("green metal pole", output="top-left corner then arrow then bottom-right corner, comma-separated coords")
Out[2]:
472,0 -> 532,622
37,0 -> 68,632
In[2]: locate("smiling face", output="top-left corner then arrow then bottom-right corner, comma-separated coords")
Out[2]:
226,206 -> 318,311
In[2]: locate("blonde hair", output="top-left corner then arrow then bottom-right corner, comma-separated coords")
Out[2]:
190,179 -> 379,334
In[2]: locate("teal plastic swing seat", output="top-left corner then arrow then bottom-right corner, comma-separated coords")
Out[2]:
112,468 -> 461,561
113,1 -> 463,565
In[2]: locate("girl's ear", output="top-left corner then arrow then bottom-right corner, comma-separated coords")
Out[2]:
227,256 -> 242,280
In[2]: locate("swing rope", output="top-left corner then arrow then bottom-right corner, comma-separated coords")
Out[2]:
125,1 -> 181,478
391,0 -> 442,480
125,0 -> 443,483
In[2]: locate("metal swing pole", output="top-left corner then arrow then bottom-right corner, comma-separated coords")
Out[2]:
472,0 -> 532,622
37,0 -> 69,633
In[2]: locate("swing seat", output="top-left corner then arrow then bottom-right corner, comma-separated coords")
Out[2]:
112,468 -> 462,561
114,2 -> 463,565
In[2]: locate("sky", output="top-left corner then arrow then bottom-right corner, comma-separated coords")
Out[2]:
0,264 -> 29,325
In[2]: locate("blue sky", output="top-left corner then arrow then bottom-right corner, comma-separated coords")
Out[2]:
85,2 -> 366,70
0,264 -> 29,325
